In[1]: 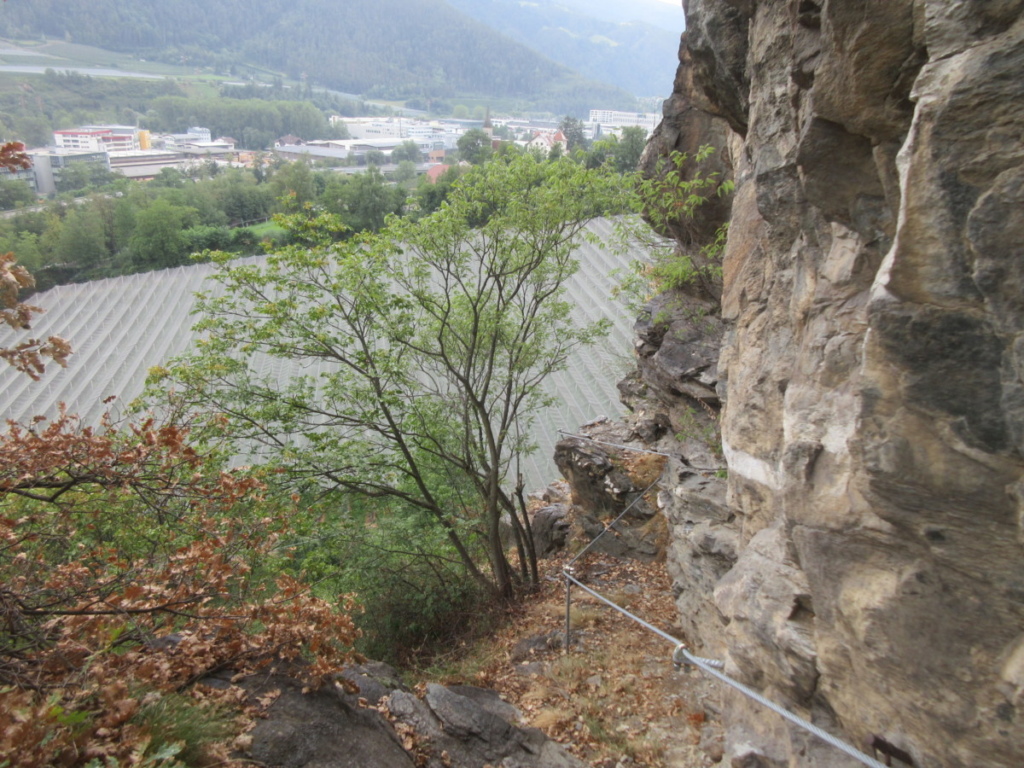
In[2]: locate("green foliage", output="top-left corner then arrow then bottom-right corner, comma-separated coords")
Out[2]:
295,503 -> 490,663
412,165 -> 465,217
0,178 -> 36,210
391,140 -> 423,164
456,128 -> 493,165
619,146 -> 734,306
130,198 -> 200,268
54,161 -> 120,194
319,167 -> 406,233
57,204 -> 108,270
394,160 -> 418,185
154,154 -> 630,600
364,149 -> 387,167
559,115 -> 587,152
147,95 -> 330,150
83,748 -> 188,768
614,126 -> 648,174
674,401 -> 723,459
639,145 -> 732,235
269,159 -> 317,207
0,169 -> 279,286
0,69 -> 184,146
130,692 -> 234,766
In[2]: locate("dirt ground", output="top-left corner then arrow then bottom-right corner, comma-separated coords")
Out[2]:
424,552 -> 725,767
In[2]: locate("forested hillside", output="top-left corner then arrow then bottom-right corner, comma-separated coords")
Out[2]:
0,69 -> 184,147
0,69 -> 351,149
0,0 -> 637,113
446,0 -> 680,97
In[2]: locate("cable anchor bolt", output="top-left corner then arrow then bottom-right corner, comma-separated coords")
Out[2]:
672,643 -> 692,673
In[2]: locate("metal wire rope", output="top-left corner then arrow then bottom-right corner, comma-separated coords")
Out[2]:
559,434 -> 890,768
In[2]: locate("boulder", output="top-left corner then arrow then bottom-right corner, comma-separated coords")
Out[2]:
241,674 -> 415,768
553,431 -> 663,562
531,503 -> 571,558
386,684 -> 588,768
237,664 -> 585,768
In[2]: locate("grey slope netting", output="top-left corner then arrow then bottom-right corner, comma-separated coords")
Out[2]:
0,217 -> 653,491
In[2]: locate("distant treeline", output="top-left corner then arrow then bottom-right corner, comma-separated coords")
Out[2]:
0,0 -> 637,114
0,157 -> 465,289
146,96 -> 343,150
0,70 -> 364,150
0,124 -> 650,290
0,70 -> 183,148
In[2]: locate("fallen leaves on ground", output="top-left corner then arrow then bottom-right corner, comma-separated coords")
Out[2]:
423,550 -> 722,767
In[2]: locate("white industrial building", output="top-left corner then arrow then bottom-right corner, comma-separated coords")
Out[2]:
587,110 -> 660,134
53,125 -> 142,153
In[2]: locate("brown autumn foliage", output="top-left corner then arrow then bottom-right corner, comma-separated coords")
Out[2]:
0,407 -> 361,766
0,405 -> 362,765
0,136 -> 361,762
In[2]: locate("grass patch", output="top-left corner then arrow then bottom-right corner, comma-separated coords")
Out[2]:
244,220 -> 286,238
568,605 -> 602,629
131,690 -> 235,766
619,451 -> 667,487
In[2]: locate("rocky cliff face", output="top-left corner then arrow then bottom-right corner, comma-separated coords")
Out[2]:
637,2 -> 1024,766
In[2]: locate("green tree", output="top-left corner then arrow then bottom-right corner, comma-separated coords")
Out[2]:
414,165 -> 463,216
38,210 -> 65,266
57,205 -> 109,270
54,161 -> 118,194
270,160 -> 316,208
457,128 -> 493,165
395,159 -> 418,184
151,167 -> 186,188
585,134 -> 619,170
11,231 -> 43,272
0,178 -> 35,210
157,155 -> 628,599
129,198 -> 199,269
391,140 -> 422,164
332,166 -> 405,232
559,115 -> 587,153
615,126 -> 648,174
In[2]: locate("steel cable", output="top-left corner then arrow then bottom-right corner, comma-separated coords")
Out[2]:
558,434 -> 890,768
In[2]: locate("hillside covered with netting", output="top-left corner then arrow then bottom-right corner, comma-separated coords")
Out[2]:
0,218 -> 652,491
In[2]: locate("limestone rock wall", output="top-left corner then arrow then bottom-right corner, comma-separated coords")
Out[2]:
651,1 -> 1024,765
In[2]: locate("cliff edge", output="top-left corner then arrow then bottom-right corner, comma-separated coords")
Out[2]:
639,2 -> 1024,766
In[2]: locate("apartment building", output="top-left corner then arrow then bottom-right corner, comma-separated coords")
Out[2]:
53,125 -> 141,153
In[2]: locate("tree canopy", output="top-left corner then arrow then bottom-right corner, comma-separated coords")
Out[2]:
154,155 -> 630,598
457,128 -> 494,165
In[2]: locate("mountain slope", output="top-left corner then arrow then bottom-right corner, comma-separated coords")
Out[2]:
0,0 -> 637,113
447,0 -> 682,96
554,0 -> 685,32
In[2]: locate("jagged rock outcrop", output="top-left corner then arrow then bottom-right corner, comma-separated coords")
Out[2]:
552,425 -> 663,561
632,1 -> 1024,766
238,664 -> 586,768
